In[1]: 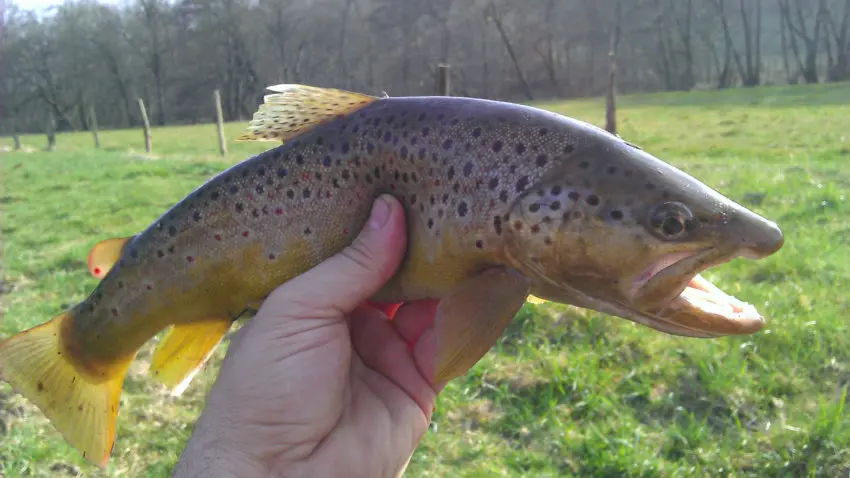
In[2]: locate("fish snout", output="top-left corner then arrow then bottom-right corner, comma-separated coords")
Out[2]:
731,208 -> 784,259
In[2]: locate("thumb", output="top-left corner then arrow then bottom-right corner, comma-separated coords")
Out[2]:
258,194 -> 408,320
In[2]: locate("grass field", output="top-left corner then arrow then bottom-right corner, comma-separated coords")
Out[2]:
1,83 -> 849,477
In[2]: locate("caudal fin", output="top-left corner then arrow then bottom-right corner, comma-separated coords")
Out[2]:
0,313 -> 132,467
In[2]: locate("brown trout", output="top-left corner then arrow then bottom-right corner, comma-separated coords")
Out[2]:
0,85 -> 783,466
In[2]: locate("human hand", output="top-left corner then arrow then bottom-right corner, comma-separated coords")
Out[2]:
173,195 -> 441,477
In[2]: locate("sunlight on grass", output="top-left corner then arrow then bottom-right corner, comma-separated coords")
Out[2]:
1,84 -> 849,476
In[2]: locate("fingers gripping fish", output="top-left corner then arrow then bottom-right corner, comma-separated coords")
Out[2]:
0,85 -> 783,466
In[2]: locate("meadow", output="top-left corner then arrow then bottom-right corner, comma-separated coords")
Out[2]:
1,83 -> 848,477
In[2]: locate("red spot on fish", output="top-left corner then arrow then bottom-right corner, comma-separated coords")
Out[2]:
343,228 -> 349,235
111,308 -> 118,317
275,208 -> 283,216
214,234 -> 222,241
247,194 -> 254,201
326,191 -> 331,198
93,267 -> 102,276
434,179 -> 441,186
390,184 -> 396,191
146,284 -> 153,291
186,256 -> 195,262
242,231 -> 250,237
301,172 -> 311,181
268,253 -> 276,260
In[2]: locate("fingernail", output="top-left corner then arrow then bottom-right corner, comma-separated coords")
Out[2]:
368,196 -> 391,229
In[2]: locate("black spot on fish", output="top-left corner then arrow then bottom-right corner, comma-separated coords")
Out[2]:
516,176 -> 529,192
323,156 -> 331,167
235,203 -> 244,212
400,146 -> 408,159
168,226 -> 177,237
489,177 -> 499,190
410,194 -> 417,204
579,161 -> 589,169
611,210 -> 624,220
342,142 -> 350,154
568,191 -> 581,201
193,211 -> 201,221
287,189 -> 295,199
529,203 -> 540,213
493,216 -> 503,234
303,188 -> 311,198
374,167 -> 381,179
472,127 -> 482,137
316,136 -> 324,145
252,209 -> 260,218
550,201 -> 561,211
367,143 -> 375,153
304,227 -> 312,235
296,155 -> 304,165
230,186 -> 239,194
515,143 -> 526,155
402,172 -> 409,183
428,218 -> 434,229
411,172 -> 418,182
458,201 -> 468,217
492,141 -> 503,152
551,186 -> 562,196
242,169 -> 250,178
168,246 -> 175,254
443,139 -> 453,150
536,154 -> 548,167
453,182 -> 460,194
365,174 -> 373,184
256,185 -> 264,194
463,162 -> 473,177
447,166 -> 455,181
608,166 -> 617,174
646,183 -> 656,190
499,190 -> 509,203
418,148 -> 426,160
257,167 -> 266,176
422,127 -> 430,137
315,172 -> 323,181
442,193 -> 449,204
342,170 -> 351,180
539,128 -> 548,136
277,168 -> 288,178
564,144 -> 575,154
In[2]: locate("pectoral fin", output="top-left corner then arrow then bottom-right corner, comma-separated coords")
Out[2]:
433,268 -> 530,385
149,319 -> 233,397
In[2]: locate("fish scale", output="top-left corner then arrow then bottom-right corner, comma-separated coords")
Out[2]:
0,84 -> 783,467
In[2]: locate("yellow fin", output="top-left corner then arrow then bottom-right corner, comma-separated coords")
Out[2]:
149,319 -> 233,397
433,269 -> 530,385
237,84 -> 378,142
87,236 -> 134,279
0,313 -> 133,467
526,295 -> 549,305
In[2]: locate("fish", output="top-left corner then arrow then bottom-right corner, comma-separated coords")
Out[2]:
0,84 -> 784,467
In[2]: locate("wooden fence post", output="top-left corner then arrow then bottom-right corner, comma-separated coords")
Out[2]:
436,63 -> 451,96
89,104 -> 101,149
214,89 -> 227,156
45,109 -> 56,152
13,132 -> 21,151
138,98 -> 152,153
605,0 -> 622,135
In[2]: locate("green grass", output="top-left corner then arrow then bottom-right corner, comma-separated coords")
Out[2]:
1,83 -> 849,477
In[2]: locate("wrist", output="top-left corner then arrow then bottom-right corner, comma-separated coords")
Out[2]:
173,412 -> 270,478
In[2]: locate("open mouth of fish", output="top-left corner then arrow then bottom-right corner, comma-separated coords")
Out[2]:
628,250 -> 764,338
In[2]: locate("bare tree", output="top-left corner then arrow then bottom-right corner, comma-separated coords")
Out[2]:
778,0 -> 824,83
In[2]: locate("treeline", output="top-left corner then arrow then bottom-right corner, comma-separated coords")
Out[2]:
1,0 -> 848,134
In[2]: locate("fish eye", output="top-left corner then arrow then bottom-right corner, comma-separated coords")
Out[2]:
649,202 -> 696,240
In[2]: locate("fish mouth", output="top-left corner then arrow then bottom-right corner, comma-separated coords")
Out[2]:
626,250 -> 765,338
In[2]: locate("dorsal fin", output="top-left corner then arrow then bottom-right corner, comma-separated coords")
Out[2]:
87,236 -> 134,279
237,84 -> 379,143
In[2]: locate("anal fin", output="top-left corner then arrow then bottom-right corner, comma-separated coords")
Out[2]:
433,268 -> 530,385
149,319 -> 233,397
87,236 -> 134,279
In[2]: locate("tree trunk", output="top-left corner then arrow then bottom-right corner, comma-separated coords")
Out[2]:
488,4 -> 534,101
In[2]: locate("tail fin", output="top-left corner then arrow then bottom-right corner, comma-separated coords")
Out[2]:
0,313 -> 133,467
